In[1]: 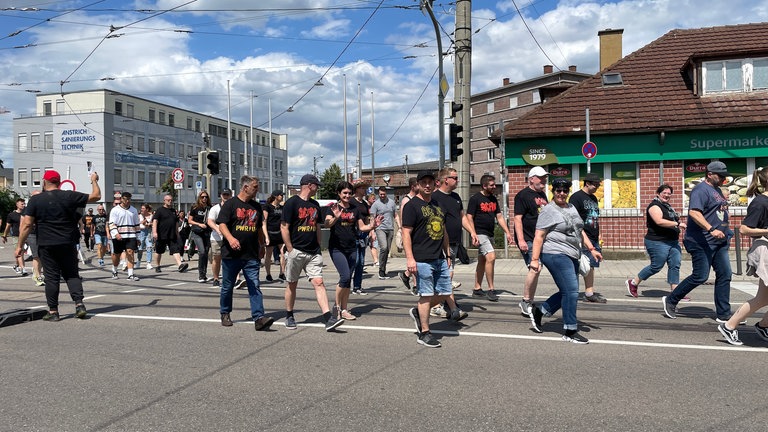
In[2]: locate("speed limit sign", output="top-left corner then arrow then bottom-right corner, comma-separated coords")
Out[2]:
171,168 -> 184,183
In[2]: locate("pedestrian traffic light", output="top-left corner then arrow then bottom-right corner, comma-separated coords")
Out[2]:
449,123 -> 463,162
206,151 -> 220,175
450,101 -> 463,118
197,150 -> 209,173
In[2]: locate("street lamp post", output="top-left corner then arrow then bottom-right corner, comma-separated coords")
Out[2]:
313,155 -> 324,176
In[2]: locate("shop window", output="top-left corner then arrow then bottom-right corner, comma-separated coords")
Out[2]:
609,162 -> 636,208
577,163 -> 606,208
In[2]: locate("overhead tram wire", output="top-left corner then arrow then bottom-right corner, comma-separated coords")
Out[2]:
530,2 -> 570,67
1,0 -> 106,42
510,0 -> 563,71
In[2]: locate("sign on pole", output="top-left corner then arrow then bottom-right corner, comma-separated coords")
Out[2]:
171,168 -> 185,183
582,141 -> 597,159
173,182 -> 183,190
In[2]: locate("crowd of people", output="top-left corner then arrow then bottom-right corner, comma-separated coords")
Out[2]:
4,161 -> 768,348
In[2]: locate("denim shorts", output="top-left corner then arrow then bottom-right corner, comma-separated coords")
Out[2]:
581,244 -> 601,268
415,259 -> 452,296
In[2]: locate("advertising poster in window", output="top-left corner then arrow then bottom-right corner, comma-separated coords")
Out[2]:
684,159 -> 747,208
578,163 -> 605,208
547,164 -> 572,201
610,162 -> 636,208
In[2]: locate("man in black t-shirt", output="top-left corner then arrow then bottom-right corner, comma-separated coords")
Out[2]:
403,171 -> 467,348
281,174 -> 343,332
3,198 -> 27,275
17,170 -> 101,321
514,166 -> 549,317
465,174 -> 513,302
568,172 -> 606,303
151,194 -> 188,273
216,175 -> 273,331
91,204 -> 109,266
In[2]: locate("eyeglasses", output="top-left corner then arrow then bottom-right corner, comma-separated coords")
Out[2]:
200,196 -> 209,199
446,176 -> 458,180
553,188 -> 570,193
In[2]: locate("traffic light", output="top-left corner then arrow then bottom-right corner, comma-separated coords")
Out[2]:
449,123 -> 463,162
197,150 -> 209,173
206,151 -> 220,175
450,101 -> 463,118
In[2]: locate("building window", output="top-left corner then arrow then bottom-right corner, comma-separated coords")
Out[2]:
486,124 -> 497,137
149,171 -> 156,187
261,136 -> 266,145
532,90 -> 541,103
754,59 -> 768,90
138,171 -> 145,187
115,101 -> 123,116
148,138 -> 156,153
31,133 -> 40,151
114,169 -> 122,185
487,148 -> 497,160
125,134 -> 133,151
168,141 -> 175,157
187,145 -> 193,160
18,133 -> 27,152
149,109 -> 156,123
510,96 -> 518,108
703,58 -> 768,94
159,172 -> 166,185
159,111 -> 165,124
158,140 -> 165,155
56,99 -> 65,114
44,132 -> 53,150
137,136 -> 145,152
125,170 -> 134,187
18,170 -> 28,187
127,103 -> 134,118
195,119 -> 201,132
470,173 -> 475,183
43,101 -> 52,116
187,117 -> 193,130
487,102 -> 495,113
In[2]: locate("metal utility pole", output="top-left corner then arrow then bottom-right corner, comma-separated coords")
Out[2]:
421,0 -> 446,169
454,0 -> 472,204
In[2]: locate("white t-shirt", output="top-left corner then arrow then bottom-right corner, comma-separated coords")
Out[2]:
208,204 -> 222,242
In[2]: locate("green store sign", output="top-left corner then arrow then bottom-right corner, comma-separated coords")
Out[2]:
505,126 -> 768,166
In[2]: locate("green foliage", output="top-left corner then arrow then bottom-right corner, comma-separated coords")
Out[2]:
318,163 -> 344,199
0,187 -> 21,232
159,172 -> 178,201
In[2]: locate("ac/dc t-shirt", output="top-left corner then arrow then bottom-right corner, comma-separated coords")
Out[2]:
514,187 -> 548,243
402,196 -> 446,262
216,196 -> 263,260
432,189 -> 463,244
466,192 -> 500,237
328,204 -> 362,253
282,195 -> 322,255
265,203 -> 283,233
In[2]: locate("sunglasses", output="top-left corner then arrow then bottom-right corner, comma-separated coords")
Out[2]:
553,188 -> 570,193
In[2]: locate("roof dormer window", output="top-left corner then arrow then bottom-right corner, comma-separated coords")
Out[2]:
702,57 -> 768,95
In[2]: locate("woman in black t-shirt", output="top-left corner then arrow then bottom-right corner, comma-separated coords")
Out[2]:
626,184 -> 687,298
326,181 -> 381,320
263,191 -> 286,282
188,191 -> 212,282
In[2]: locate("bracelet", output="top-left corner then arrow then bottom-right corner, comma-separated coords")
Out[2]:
708,226 -> 717,233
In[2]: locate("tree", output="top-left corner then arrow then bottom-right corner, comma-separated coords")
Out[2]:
159,172 -> 178,202
318,163 -> 343,199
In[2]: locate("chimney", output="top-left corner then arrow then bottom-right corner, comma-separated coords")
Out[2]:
598,28 -> 623,70
503,78 -> 510,86
543,65 -> 553,74
568,65 -> 577,72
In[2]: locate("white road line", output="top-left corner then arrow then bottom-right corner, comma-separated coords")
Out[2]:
92,312 -> 768,353
122,288 -> 146,293
166,282 -> 188,287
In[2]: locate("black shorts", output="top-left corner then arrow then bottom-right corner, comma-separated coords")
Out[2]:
155,238 -> 181,255
112,238 -> 138,255
268,231 -> 284,247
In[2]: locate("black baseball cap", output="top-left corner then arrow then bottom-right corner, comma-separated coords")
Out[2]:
300,174 -> 322,186
416,171 -> 435,181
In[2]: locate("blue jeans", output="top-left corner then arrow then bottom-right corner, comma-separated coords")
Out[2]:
352,245 -> 367,289
137,229 -> 153,263
220,258 -> 265,320
668,238 -> 731,319
639,238 -> 681,285
539,253 -> 580,330
329,248 -> 357,289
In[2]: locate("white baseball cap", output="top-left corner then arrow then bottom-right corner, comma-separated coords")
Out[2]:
527,166 -> 549,178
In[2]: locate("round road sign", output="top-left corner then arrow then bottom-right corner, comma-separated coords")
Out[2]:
60,179 -> 76,191
171,168 -> 185,183
582,141 -> 597,159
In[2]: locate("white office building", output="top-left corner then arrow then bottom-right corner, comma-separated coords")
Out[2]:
11,89 -> 287,206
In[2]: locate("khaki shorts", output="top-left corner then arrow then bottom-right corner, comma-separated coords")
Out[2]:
477,234 -> 495,256
285,248 -> 323,283
210,239 -> 223,257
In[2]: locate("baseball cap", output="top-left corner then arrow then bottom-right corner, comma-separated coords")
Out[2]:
220,188 -> 233,196
43,170 -> 61,183
271,190 -> 284,197
584,173 -> 601,183
300,174 -> 322,186
551,178 -> 571,189
416,171 -> 435,181
707,161 -> 729,177
528,166 -> 548,178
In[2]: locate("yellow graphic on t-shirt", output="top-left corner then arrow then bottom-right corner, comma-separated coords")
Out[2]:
420,204 -> 445,240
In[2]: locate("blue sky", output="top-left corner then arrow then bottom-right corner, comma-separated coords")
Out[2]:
2,0 -> 767,182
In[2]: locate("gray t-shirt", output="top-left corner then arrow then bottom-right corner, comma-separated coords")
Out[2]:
370,197 -> 397,230
535,202 -> 584,260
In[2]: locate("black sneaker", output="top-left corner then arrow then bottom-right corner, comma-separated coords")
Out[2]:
378,272 -> 391,280
399,271 -> 412,292
155,266 -> 162,273
755,323 -> 768,341
662,296 -> 677,319
715,317 -> 747,325
42,311 -> 60,322
408,307 -> 422,335
127,274 -> 140,281
235,279 -> 247,290
278,273 -> 286,282
265,274 -> 273,282
111,271 -> 118,279
221,313 -> 233,327
583,292 -> 607,303
254,316 -> 275,331
450,308 -> 468,322
486,290 -> 499,302
472,289 -> 486,299
562,330 -> 589,344
530,305 -> 544,333
75,304 -> 87,319
325,315 -> 345,332
417,331 -> 441,348
717,323 -> 743,346
212,279 -> 220,287
178,263 -> 189,273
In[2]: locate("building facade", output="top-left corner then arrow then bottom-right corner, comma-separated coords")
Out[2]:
12,89 -> 288,207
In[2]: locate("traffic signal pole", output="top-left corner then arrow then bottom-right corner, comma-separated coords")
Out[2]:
454,0 -> 472,241
421,0 -> 446,169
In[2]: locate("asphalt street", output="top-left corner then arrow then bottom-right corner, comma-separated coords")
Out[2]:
2,249 -> 767,431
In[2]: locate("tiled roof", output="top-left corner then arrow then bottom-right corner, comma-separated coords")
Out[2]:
500,22 -> 768,140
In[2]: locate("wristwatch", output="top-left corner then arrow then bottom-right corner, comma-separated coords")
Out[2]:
708,226 -> 717,233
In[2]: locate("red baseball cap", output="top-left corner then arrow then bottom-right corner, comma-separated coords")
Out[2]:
43,170 -> 61,183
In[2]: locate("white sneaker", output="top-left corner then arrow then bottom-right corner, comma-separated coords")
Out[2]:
146,263 -> 153,270
119,261 -> 127,271
429,305 -> 448,318
451,280 -> 462,289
